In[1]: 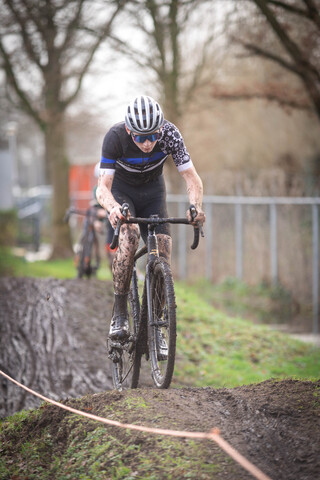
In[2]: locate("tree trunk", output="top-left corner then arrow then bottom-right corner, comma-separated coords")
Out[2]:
45,113 -> 73,258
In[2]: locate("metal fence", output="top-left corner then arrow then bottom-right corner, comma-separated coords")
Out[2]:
167,194 -> 319,335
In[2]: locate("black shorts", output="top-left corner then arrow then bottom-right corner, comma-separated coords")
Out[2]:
106,174 -> 170,244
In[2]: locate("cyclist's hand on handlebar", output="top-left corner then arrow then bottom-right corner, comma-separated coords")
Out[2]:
187,206 -> 206,226
188,205 -> 205,249
109,204 -> 124,229
109,204 -> 130,229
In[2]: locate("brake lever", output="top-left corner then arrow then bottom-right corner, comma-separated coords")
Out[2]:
190,205 -> 205,236
189,204 -> 201,250
109,203 -> 130,250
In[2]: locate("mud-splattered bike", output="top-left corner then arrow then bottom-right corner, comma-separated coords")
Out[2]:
107,203 -> 203,390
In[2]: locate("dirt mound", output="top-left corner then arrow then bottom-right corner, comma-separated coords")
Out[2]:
1,379 -> 320,479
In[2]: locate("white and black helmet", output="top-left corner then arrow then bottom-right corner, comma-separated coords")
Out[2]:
125,95 -> 164,134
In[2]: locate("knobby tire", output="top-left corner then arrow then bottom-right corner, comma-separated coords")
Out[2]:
148,258 -> 176,389
131,282 -> 148,388
111,268 -> 141,390
77,231 -> 100,279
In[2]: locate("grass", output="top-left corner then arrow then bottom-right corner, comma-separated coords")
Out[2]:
190,277 -> 294,325
0,246 -> 112,280
173,281 -> 320,387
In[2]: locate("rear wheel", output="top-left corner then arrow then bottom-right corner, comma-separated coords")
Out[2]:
148,258 -> 176,389
76,232 -> 93,278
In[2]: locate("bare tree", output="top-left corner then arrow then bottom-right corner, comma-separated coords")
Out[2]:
234,0 -> 320,119
0,0 -> 125,257
107,0 -> 221,192
111,0 -> 218,127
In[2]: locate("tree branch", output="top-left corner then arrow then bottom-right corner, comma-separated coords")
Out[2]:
4,0 -> 43,69
238,40 -> 299,75
266,0 -> 308,17
58,0 -> 86,54
145,0 -> 167,76
61,1 -> 126,108
303,0 -> 320,29
21,0 -> 47,40
252,0 -> 320,82
211,84 -> 312,111
0,37 -> 45,130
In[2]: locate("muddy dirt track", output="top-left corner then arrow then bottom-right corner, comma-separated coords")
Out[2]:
0,277 -> 115,416
0,277 -> 320,479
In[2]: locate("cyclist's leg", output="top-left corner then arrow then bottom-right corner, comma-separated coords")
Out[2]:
113,223 -> 139,293
157,234 -> 172,264
109,182 -> 140,340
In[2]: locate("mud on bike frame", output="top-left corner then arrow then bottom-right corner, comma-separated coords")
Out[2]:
107,203 -> 204,390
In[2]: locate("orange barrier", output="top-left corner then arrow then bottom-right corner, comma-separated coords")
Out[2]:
0,370 -> 272,480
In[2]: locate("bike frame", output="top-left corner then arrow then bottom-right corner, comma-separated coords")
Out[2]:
108,203 -> 203,389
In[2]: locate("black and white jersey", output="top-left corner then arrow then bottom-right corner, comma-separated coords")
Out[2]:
100,120 -> 192,185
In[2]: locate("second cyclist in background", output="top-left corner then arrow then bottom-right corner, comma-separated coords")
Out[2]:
96,95 -> 206,346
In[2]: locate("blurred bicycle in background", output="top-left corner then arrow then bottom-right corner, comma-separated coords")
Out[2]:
64,205 -> 107,279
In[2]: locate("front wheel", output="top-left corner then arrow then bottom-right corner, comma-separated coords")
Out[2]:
148,258 -> 176,389
109,268 -> 141,390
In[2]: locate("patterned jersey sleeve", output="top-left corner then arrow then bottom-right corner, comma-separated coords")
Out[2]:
100,127 -> 122,175
158,121 -> 193,172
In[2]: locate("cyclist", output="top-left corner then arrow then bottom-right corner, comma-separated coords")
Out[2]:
96,95 -> 205,345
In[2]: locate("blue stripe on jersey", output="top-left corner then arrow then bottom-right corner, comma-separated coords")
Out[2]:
101,156 -> 116,166
122,151 -> 166,165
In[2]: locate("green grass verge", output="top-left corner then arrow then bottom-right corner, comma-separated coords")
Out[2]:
173,281 -> 320,388
190,277 -> 295,325
0,247 -> 112,280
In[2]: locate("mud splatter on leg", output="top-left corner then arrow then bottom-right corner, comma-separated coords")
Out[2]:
112,224 -> 140,294
157,234 -> 172,264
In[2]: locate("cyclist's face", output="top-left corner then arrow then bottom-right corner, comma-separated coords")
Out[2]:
125,126 -> 159,153
133,137 -> 158,153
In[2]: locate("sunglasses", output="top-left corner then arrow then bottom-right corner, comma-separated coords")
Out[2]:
131,132 -> 161,143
